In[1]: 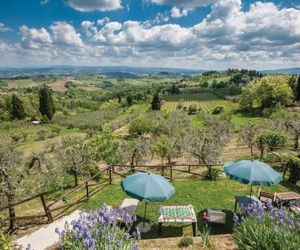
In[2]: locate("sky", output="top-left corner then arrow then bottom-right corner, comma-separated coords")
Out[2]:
0,0 -> 300,70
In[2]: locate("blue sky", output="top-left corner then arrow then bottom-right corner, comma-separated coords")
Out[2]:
0,0 -> 300,69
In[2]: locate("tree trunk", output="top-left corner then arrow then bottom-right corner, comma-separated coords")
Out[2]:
73,170 -> 78,187
250,146 -> 253,156
294,133 -> 299,149
7,191 -> 16,232
260,148 -> 264,161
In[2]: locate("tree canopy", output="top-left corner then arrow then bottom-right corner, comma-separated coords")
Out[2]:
239,75 -> 294,112
39,85 -> 56,120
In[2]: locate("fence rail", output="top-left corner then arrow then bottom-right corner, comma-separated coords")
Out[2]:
1,160 -> 290,234
0,167 -> 110,233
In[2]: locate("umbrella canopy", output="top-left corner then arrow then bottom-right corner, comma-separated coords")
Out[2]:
121,172 -> 175,202
224,160 -> 282,186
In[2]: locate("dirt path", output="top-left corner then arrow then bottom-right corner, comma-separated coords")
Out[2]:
15,210 -> 81,250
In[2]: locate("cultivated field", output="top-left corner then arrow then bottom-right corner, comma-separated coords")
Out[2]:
162,93 -> 237,113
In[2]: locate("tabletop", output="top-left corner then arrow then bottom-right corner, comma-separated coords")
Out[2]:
158,205 -> 197,223
276,192 -> 300,201
234,195 -> 262,207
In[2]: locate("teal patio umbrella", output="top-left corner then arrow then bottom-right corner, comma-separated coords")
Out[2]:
224,160 -> 282,197
121,172 -> 175,232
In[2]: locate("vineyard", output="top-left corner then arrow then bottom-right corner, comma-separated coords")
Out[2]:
162,93 -> 237,113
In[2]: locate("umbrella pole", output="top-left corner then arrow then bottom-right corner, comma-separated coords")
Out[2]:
250,184 -> 252,198
143,202 -> 147,227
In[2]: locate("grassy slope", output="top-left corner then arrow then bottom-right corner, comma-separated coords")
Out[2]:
83,177 -> 290,239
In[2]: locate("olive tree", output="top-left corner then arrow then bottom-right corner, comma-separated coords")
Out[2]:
90,132 -> 123,165
58,137 -> 94,187
185,117 -> 232,167
285,113 -> 300,149
0,145 -> 60,231
239,124 -> 259,156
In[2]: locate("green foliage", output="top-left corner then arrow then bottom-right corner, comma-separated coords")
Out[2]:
37,129 -> 47,141
170,83 -> 180,94
151,92 -> 161,110
129,116 -> 154,136
188,104 -> 198,115
41,114 -> 50,124
212,106 -> 224,115
10,134 -> 22,142
295,75 -> 300,101
258,130 -> 287,151
39,85 -> 56,120
90,132 -> 122,165
11,94 -> 25,120
0,231 -> 18,250
203,168 -> 219,181
287,156 -> 300,185
234,214 -> 300,250
202,225 -> 213,248
126,95 -> 133,106
178,237 -> 193,248
239,75 -> 294,113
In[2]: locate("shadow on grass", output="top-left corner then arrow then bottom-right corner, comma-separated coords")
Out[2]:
197,209 -> 234,235
133,215 -> 184,239
280,180 -> 300,193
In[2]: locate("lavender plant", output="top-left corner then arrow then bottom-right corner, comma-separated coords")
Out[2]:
234,201 -> 300,250
56,205 -> 140,250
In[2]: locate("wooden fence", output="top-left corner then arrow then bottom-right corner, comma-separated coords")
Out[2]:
0,160 -> 289,233
0,167 -> 110,233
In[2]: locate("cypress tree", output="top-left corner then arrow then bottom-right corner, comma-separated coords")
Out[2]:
126,95 -> 133,106
39,85 -> 55,120
151,92 -> 161,110
296,75 -> 300,101
11,94 -> 25,120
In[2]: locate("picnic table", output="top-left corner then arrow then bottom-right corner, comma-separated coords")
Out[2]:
158,205 -> 197,237
234,195 -> 262,212
276,192 -> 300,203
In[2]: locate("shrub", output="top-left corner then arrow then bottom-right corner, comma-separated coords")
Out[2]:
10,134 -> 22,142
41,114 -> 50,124
0,231 -> 19,250
258,130 -> 287,151
37,130 -> 47,141
178,237 -> 193,248
188,104 -> 198,115
56,205 -> 139,250
234,201 -> 300,250
204,168 -> 219,181
202,225 -> 213,249
287,156 -> 300,185
212,106 -> 224,115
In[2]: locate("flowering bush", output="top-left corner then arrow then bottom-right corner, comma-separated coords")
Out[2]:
56,205 -> 140,250
234,201 -> 300,250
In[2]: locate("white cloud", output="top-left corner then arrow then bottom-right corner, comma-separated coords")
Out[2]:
0,22 -> 12,32
1,1 -> 300,69
67,0 -> 122,12
50,22 -> 83,46
20,25 -> 52,49
150,0 -> 216,8
171,7 -> 189,18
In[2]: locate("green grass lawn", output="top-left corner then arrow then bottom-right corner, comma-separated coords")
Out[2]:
83,177 -> 290,239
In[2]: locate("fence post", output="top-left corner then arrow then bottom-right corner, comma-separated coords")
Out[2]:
282,163 -> 289,179
161,165 -> 164,176
8,203 -> 16,233
188,165 -> 191,173
85,182 -> 89,199
208,165 -> 212,178
109,165 -> 113,184
40,194 -> 53,223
